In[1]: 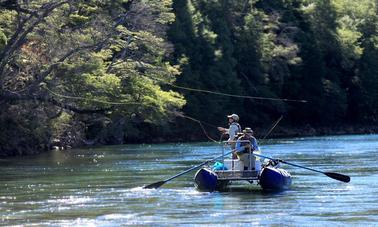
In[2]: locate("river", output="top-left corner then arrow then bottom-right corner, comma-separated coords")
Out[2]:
1,134 -> 377,226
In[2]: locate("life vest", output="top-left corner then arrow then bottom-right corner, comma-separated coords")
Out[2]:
228,122 -> 241,151
230,122 -> 241,134
238,135 -> 257,153
238,135 -> 249,152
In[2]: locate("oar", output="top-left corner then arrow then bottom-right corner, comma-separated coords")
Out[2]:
254,153 -> 350,183
143,151 -> 233,189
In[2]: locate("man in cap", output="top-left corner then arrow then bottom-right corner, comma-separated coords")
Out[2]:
234,127 -> 260,170
217,114 -> 241,147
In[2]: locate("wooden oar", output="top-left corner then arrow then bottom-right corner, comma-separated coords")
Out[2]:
143,151 -> 233,189
254,153 -> 350,183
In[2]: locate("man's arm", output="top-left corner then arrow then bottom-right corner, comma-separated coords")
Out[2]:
252,138 -> 260,151
217,127 -> 228,133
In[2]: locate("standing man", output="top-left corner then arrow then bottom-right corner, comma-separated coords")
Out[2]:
217,114 -> 241,148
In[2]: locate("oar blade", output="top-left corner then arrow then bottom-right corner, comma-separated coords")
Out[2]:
143,181 -> 166,189
324,172 -> 350,183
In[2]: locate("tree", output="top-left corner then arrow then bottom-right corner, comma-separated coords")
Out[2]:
0,0 -> 185,155
168,0 -> 243,139
356,9 -> 378,122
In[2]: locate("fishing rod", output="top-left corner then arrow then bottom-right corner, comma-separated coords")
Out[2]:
262,115 -> 283,141
248,115 -> 350,183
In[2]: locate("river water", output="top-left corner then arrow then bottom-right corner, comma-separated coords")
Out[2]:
1,134 -> 377,226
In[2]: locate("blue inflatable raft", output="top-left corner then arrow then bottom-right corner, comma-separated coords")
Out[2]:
194,161 -> 292,192
259,166 -> 292,191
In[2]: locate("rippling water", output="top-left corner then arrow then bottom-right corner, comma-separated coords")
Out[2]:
1,134 -> 377,226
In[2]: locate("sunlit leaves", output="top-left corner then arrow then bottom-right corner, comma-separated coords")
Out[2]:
0,0 -> 186,152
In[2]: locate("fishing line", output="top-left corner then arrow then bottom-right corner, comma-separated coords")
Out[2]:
43,85 -> 145,106
171,111 -> 219,143
172,111 -> 218,129
145,76 -> 308,103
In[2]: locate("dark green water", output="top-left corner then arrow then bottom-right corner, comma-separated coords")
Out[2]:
1,134 -> 377,226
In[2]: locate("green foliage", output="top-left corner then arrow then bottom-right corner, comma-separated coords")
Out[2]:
168,0 -> 244,130
0,0 -> 185,155
1,0 -> 378,156
169,0 -> 378,131
0,29 -> 6,50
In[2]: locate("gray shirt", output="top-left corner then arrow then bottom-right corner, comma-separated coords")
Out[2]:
227,122 -> 241,142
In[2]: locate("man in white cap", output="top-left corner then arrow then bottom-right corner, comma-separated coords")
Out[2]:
217,114 -> 241,147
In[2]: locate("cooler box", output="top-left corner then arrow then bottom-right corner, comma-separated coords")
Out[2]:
223,159 -> 262,171
223,159 -> 244,171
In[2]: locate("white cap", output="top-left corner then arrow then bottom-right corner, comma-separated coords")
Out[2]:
227,114 -> 239,122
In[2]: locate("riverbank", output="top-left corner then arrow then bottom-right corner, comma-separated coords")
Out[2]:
156,124 -> 378,143
1,124 -> 377,158
261,124 -> 378,139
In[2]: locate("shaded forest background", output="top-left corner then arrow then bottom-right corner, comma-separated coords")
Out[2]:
0,0 -> 377,156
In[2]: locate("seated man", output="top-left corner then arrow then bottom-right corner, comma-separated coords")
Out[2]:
234,127 -> 259,170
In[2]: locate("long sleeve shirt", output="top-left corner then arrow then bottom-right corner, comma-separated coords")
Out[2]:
227,122 -> 241,142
